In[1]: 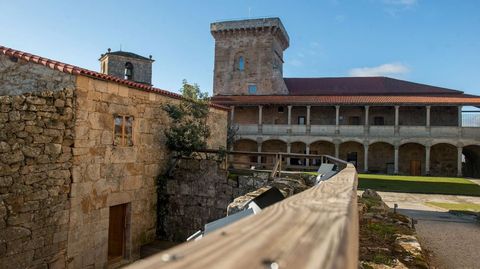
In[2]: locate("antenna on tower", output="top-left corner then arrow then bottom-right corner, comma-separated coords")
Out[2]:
248,7 -> 252,17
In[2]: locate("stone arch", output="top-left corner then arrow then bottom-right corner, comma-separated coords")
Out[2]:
430,143 -> 457,177
290,141 -> 307,166
463,145 -> 480,178
340,141 -> 364,171
340,138 -> 364,145
262,139 -> 288,165
233,139 -> 258,168
368,142 -> 394,174
309,140 -> 335,167
368,139 -> 395,146
399,139 -> 426,146
399,143 -> 425,176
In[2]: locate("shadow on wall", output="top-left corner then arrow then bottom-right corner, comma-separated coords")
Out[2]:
358,179 -> 480,197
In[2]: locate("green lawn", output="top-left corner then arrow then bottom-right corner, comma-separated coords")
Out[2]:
358,174 -> 480,197
425,202 -> 480,213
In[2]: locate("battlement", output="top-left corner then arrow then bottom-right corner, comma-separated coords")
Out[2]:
211,17 -> 289,49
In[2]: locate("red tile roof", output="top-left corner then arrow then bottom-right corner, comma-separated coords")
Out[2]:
0,45 -> 228,111
284,77 -> 465,96
212,95 -> 480,106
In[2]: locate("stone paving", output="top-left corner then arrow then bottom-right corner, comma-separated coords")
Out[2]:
362,188 -> 480,269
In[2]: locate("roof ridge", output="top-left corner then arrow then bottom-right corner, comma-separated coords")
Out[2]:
0,45 -> 228,111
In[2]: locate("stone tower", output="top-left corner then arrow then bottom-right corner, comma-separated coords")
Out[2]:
211,17 -> 290,96
99,49 -> 154,85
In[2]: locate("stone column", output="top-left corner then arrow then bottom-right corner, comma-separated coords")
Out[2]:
258,105 -> 263,134
458,106 -> 463,127
425,145 -> 431,175
230,105 -> 235,122
426,106 -> 431,128
364,106 -> 370,135
306,144 -> 310,167
287,105 -> 292,126
335,105 -> 340,134
457,146 -> 463,177
364,143 -> 369,172
306,105 -> 311,134
257,143 -> 262,164
286,142 -> 291,166
334,142 -> 340,159
394,145 -> 399,174
394,105 -> 400,134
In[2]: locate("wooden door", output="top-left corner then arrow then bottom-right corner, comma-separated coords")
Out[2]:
410,160 -> 421,176
108,204 -> 126,261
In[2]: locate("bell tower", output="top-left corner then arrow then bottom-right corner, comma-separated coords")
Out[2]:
99,49 -> 154,85
211,17 -> 290,96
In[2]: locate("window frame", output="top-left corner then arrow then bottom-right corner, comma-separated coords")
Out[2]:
248,84 -> 257,94
113,115 -> 134,147
238,56 -> 245,71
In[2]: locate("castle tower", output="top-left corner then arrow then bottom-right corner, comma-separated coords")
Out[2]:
99,49 -> 154,85
211,17 -> 290,96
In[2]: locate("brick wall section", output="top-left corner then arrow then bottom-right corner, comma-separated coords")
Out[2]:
0,88 -> 75,269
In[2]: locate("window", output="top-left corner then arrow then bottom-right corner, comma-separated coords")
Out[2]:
124,62 -> 134,80
278,106 -> 284,113
248,84 -> 257,94
298,116 -> 306,125
114,115 -> 134,146
238,56 -> 245,71
348,116 -> 360,125
373,116 -> 385,126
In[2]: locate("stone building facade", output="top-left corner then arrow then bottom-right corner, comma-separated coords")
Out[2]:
99,50 -> 154,85
0,46 -> 228,268
211,18 -> 480,178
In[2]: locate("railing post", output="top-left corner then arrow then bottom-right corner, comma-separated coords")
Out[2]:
395,105 -> 400,135
364,105 -> 369,135
335,105 -> 340,134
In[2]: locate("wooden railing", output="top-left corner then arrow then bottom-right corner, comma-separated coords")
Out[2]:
128,163 -> 358,269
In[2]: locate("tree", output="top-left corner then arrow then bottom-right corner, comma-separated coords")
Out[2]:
163,80 -> 211,157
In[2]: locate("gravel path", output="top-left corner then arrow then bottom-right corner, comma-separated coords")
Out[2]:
361,191 -> 480,269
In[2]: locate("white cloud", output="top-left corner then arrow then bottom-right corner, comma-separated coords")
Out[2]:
348,63 -> 410,77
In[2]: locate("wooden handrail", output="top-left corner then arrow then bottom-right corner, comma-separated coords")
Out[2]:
128,164 -> 358,269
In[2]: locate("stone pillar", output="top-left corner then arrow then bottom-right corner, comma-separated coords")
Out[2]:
364,106 -> 370,135
334,142 -> 340,159
306,105 -> 311,134
306,144 -> 310,167
258,105 -> 263,134
287,105 -> 292,126
335,105 -> 340,134
458,106 -> 463,127
457,146 -> 463,177
364,143 -> 369,172
394,145 -> 399,174
426,106 -> 431,128
257,143 -> 262,164
394,105 -> 400,134
230,105 -> 235,122
286,142 -> 291,166
425,145 -> 431,175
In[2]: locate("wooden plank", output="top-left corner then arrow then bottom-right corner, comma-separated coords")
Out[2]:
128,164 -> 358,269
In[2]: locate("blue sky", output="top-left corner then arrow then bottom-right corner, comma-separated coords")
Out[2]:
1,0 -> 480,96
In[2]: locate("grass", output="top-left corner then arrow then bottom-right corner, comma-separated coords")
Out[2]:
358,174 -> 480,197
425,202 -> 480,213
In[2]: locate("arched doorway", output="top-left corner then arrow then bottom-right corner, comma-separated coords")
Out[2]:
340,141 -> 364,171
430,143 -> 457,177
463,145 -> 480,178
290,141 -> 306,166
262,139 -> 287,166
310,140 -> 335,166
233,139 -> 257,168
368,142 -> 394,174
399,143 -> 425,176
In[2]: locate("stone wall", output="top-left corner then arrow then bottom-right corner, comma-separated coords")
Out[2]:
0,88 -> 75,269
0,55 -> 75,96
100,54 -> 153,85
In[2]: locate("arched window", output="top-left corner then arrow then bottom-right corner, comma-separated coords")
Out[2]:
238,56 -> 245,71
124,62 -> 134,80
